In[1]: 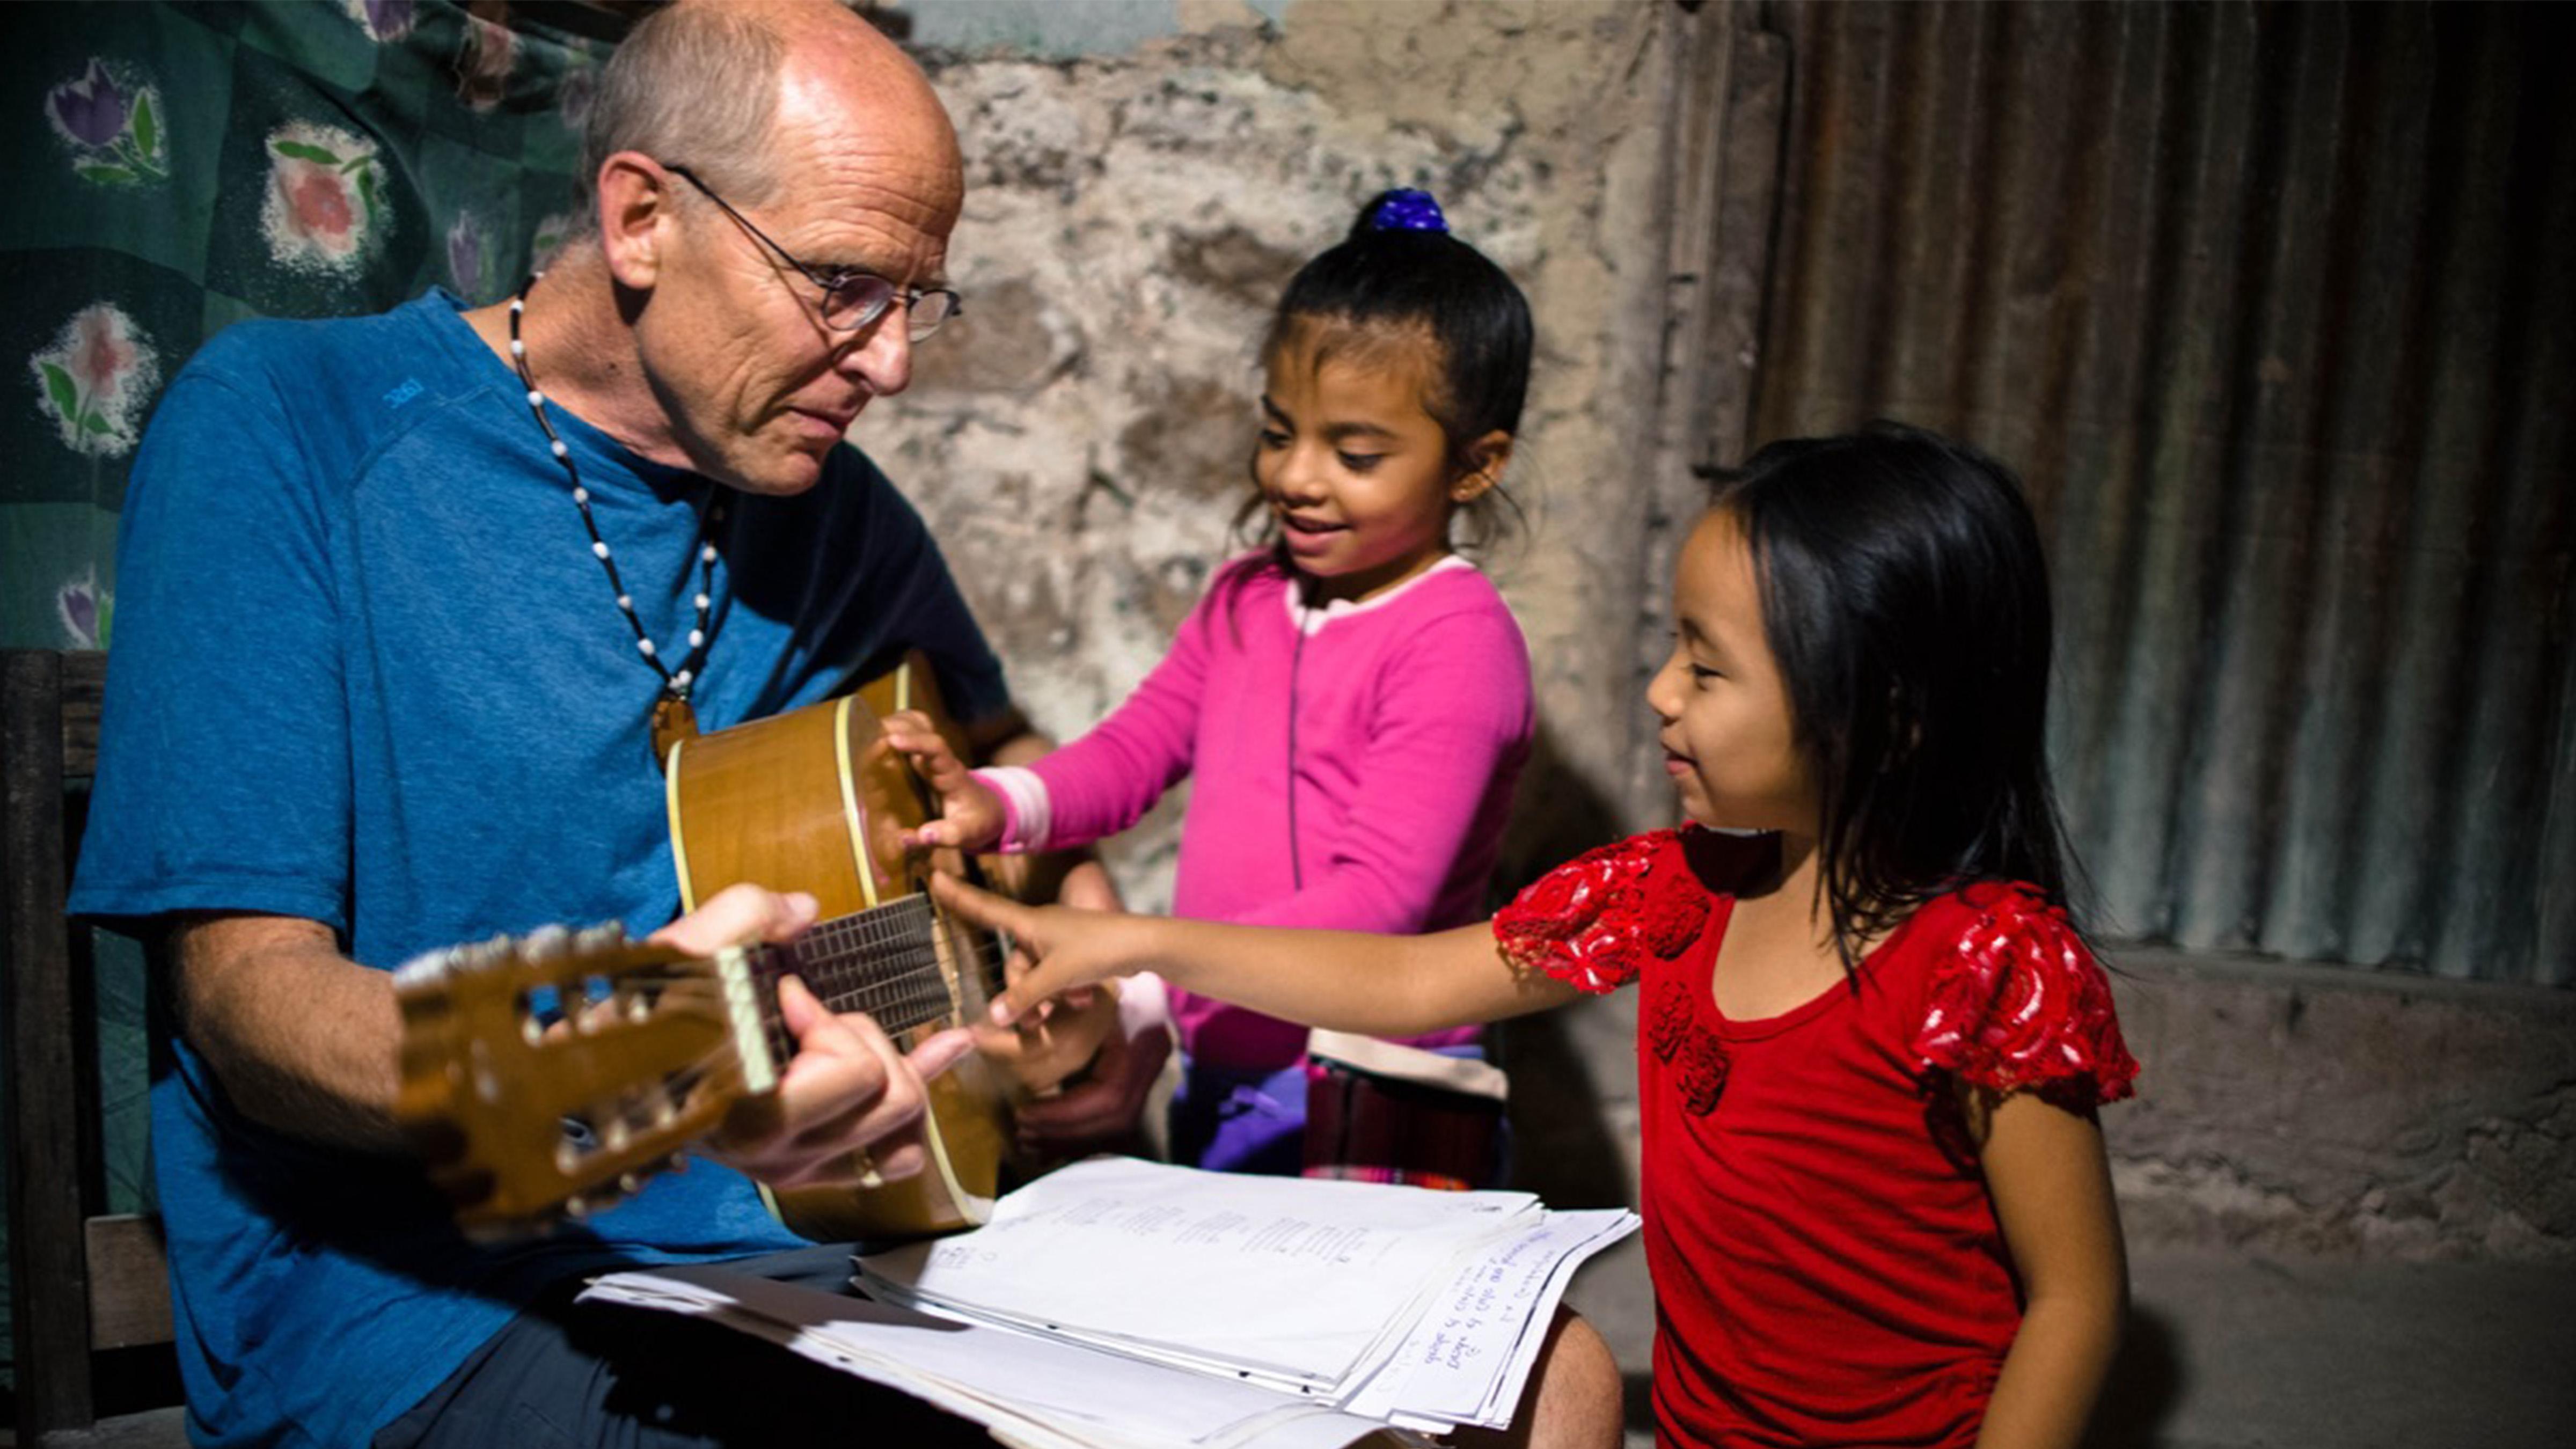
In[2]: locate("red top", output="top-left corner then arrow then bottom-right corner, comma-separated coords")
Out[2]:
1496,829 -> 2139,1448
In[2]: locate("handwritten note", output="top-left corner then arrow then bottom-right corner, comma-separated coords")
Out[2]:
1344,1209 -> 1637,1423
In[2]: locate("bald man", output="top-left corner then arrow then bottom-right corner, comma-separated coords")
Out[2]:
72,3 -> 1616,1444
70,3 -> 1132,1443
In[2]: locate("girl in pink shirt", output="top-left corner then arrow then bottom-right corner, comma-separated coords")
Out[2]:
894,188 -> 1538,1182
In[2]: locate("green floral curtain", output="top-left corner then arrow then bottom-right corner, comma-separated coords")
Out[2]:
0,0 -> 634,1384
3,0 -> 630,650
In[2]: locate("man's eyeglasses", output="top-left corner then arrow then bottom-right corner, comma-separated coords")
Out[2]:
664,163 -> 961,341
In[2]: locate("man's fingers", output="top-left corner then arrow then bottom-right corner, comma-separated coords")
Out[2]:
652,883 -> 818,955
1015,1013 -> 1170,1150
766,1119 -> 931,1191
908,1027 -> 975,1082
763,978 -> 928,1149
1018,1079 -> 1131,1140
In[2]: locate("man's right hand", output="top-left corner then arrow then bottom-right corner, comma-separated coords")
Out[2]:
1009,971 -> 1173,1157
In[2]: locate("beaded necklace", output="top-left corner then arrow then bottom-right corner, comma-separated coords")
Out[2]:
507,273 -> 718,762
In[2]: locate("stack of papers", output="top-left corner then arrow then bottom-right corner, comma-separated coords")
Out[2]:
581,1157 -> 1636,1446
578,1265 -> 1393,1449
856,1157 -> 1638,1436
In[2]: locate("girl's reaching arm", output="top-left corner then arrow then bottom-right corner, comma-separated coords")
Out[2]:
931,872 -> 1581,1038
1970,1088 -> 2129,1449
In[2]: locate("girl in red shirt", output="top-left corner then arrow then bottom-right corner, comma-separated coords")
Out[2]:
939,421 -> 2139,1449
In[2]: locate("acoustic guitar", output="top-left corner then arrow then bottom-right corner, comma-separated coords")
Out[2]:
394,654 -> 1018,1241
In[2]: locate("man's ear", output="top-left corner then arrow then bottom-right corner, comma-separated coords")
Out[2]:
1451,429 -> 1515,503
595,152 -> 674,290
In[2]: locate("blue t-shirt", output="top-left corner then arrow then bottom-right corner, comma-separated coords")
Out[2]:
69,290 -> 1009,1448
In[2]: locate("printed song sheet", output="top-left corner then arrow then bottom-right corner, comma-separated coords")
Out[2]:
587,1158 -> 1638,1441
578,1265 -> 1399,1449
857,1157 -> 1547,1392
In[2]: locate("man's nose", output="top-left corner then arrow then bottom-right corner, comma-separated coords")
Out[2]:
835,317 -> 913,397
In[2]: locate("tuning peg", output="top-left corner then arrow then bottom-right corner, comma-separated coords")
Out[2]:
576,922 -> 630,951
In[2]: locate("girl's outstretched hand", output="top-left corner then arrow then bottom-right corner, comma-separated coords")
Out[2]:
881,709 -> 1007,853
928,872 -> 1142,1030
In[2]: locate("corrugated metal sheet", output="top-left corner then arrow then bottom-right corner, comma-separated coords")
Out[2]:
1733,0 -> 2574,984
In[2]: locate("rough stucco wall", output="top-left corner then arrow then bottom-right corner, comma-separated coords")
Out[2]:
861,0 -> 1685,911
2106,954 -> 2576,1261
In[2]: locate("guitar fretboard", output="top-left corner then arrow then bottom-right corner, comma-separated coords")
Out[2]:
750,893 -> 1002,1066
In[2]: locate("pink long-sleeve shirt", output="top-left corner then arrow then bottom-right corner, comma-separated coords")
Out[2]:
986,553 -> 1535,1068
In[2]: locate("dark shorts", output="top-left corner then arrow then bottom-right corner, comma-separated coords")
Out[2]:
372,1245 -> 989,1449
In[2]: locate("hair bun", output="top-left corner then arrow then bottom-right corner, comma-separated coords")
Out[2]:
1363,188 -> 1448,235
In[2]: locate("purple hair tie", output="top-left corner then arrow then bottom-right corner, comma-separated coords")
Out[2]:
1370,189 -> 1448,234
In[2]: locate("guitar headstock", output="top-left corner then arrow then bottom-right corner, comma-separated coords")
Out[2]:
393,923 -> 780,1236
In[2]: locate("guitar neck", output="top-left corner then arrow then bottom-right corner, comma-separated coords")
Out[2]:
748,894 -> 998,1057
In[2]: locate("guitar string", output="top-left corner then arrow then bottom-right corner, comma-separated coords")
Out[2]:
488,899 -> 1019,1176
751,895 -> 1015,1062
543,896 -> 1016,1086
526,906 -> 1009,1034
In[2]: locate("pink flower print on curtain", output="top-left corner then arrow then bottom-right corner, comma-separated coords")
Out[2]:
46,57 -> 169,186
263,122 -> 390,274
30,303 -> 161,457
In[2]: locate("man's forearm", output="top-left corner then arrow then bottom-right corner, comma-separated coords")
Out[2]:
175,914 -> 412,1154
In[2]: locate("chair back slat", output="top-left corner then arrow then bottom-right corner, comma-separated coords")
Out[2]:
4,648 -> 178,1439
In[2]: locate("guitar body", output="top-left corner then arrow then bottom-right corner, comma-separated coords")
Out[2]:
663,657 -> 1014,1239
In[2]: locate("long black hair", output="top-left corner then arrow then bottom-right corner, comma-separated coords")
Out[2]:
1230,188 -> 1534,562
1710,420 -> 2084,968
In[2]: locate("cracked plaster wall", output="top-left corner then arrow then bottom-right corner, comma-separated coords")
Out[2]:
2104,954 -> 2576,1261
868,0 -> 1686,905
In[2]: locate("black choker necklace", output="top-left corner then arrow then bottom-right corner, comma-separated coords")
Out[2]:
508,273 -> 717,763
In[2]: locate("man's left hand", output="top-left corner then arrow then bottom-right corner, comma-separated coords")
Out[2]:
654,883 -> 972,1189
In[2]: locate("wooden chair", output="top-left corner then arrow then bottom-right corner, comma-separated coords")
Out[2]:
3,649 -> 184,1444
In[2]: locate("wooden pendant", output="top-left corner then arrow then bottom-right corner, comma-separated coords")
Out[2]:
649,693 -> 700,766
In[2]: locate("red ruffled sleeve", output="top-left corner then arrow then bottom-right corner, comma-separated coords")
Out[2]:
1493,830 -> 1711,993
1913,883 -> 2140,1106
